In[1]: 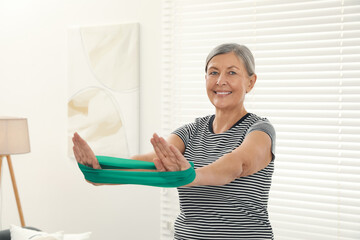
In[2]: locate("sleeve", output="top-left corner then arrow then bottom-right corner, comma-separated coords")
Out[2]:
246,119 -> 276,160
171,121 -> 198,148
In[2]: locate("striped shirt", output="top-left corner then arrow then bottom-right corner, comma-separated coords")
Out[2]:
172,113 -> 276,240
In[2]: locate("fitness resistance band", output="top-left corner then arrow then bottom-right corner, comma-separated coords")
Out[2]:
78,155 -> 196,188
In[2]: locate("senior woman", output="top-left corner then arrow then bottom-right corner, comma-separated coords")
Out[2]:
73,43 -> 276,239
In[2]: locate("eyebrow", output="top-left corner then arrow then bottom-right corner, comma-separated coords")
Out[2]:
207,65 -> 240,71
228,65 -> 240,70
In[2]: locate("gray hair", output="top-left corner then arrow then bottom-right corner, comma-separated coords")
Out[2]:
205,43 -> 255,76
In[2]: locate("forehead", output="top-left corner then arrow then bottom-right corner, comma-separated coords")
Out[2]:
207,52 -> 245,69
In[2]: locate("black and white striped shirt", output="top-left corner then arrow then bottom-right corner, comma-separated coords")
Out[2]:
172,113 -> 276,240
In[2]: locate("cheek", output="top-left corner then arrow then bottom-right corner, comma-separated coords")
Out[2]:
205,79 -> 213,91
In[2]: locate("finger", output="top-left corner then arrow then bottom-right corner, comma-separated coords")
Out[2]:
73,141 -> 84,161
157,137 -> 179,169
169,145 -> 190,170
73,133 -> 100,169
151,137 -> 177,171
158,138 -> 182,171
79,143 -> 100,169
72,136 -> 77,154
153,158 -> 166,172
151,138 -> 173,171
73,132 -> 81,145
151,133 -> 164,154
73,146 -> 82,164
74,134 -> 97,166
92,156 -> 102,169
74,132 -> 81,140
74,139 -> 87,163
74,145 -> 88,166
153,132 -> 160,140
159,137 -> 176,159
74,133 -> 87,149
73,144 -> 89,167
76,133 -> 89,149
151,137 -> 167,160
153,135 -> 171,159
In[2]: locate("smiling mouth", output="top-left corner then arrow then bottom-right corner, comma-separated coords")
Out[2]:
214,91 -> 232,95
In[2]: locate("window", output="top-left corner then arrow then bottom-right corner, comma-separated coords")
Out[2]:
161,0 -> 360,239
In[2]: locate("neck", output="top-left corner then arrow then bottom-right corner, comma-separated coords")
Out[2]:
213,107 -> 248,134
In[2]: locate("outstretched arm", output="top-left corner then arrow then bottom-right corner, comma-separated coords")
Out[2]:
72,132 -> 186,167
72,132 -> 158,167
150,131 -> 272,187
72,132 -> 189,186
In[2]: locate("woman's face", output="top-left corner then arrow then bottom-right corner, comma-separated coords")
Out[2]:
205,52 -> 256,112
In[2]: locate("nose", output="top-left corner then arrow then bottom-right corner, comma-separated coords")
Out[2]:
216,73 -> 227,86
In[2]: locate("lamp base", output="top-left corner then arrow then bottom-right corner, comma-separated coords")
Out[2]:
0,155 -> 26,227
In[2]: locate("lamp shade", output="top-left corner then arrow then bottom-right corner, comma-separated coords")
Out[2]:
0,117 -> 30,155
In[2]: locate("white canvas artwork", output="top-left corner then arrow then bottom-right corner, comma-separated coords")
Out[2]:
67,23 -> 139,159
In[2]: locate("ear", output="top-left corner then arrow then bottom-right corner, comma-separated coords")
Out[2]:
246,74 -> 257,93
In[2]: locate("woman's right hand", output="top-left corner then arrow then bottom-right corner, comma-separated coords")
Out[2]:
72,132 -> 101,170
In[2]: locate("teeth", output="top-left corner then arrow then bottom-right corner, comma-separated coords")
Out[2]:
216,91 -> 231,95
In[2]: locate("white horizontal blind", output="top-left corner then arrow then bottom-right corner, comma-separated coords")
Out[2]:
160,0 -> 360,239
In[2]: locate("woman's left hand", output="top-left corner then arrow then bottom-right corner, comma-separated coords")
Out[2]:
150,133 -> 191,172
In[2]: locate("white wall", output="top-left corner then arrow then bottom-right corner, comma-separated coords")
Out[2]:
0,0 -> 162,239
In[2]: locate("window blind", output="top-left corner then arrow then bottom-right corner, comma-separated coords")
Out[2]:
160,0 -> 360,239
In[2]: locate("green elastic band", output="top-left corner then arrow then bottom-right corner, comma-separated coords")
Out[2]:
78,155 -> 196,188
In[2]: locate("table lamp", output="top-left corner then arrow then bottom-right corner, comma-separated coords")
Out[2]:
0,117 -> 30,227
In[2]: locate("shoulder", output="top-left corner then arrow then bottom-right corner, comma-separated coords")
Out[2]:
171,115 -> 213,145
246,113 -> 275,136
182,115 -> 213,131
246,113 -> 276,156
194,115 -> 213,125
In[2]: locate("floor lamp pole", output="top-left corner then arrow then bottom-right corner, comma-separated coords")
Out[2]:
0,155 -> 26,227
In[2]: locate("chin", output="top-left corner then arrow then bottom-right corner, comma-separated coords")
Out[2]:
213,102 -> 231,110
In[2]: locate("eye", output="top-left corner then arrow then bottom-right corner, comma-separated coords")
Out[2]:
229,71 -> 237,75
208,71 -> 218,76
